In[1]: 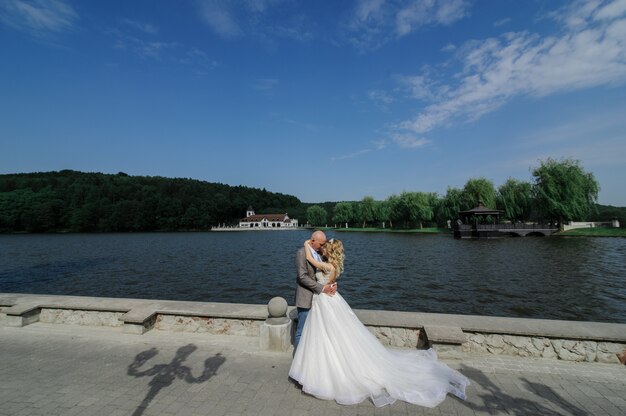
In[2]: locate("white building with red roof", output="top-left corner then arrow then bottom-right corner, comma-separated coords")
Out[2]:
238,206 -> 299,229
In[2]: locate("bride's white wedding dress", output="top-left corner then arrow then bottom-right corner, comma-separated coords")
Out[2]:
289,272 -> 469,408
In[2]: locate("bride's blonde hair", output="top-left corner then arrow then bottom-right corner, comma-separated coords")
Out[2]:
323,239 -> 345,278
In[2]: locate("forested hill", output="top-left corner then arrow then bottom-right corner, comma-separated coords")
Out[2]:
0,171 -> 301,232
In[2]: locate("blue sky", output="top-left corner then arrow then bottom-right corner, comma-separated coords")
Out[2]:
1,0 -> 625,206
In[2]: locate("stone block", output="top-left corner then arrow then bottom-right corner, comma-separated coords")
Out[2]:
432,343 -> 464,359
154,315 -> 260,336
505,335 -> 530,349
39,309 -> 124,327
3,305 -> 41,327
532,337 -> 550,351
556,340 -> 586,362
366,326 -> 422,348
423,325 -> 465,345
597,342 -> 626,364
260,321 -> 292,352
581,340 -> 597,362
541,345 -> 557,359
123,322 -> 149,335
485,334 -> 505,353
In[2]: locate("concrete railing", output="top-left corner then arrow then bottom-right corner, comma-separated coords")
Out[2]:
564,220 -> 620,230
2,293 -> 625,365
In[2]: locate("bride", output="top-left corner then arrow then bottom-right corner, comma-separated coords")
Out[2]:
289,238 -> 469,408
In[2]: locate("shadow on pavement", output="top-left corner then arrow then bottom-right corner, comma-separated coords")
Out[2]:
127,344 -> 225,416
459,364 -> 587,416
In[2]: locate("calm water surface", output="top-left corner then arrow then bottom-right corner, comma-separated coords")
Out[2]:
1,231 -> 625,323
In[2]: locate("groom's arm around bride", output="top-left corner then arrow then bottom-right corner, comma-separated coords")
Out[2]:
293,231 -> 335,350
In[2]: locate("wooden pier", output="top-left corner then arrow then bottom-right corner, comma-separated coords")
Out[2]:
454,223 -> 559,238
453,203 -> 558,238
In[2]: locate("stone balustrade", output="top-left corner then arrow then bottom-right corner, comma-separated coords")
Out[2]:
2,293 -> 625,364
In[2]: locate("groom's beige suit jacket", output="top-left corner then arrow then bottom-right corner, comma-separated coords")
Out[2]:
294,247 -> 324,309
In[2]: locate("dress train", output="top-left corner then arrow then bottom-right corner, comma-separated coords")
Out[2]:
289,286 -> 469,407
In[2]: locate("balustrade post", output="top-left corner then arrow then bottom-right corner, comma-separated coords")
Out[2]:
260,297 -> 292,352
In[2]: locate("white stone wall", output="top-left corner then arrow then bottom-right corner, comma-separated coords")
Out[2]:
39,308 -> 124,327
367,326 -> 423,348
463,332 -> 626,364
154,315 -> 261,337
564,221 -> 617,230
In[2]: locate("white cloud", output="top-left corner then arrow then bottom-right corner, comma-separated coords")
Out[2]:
493,17 -> 511,27
197,0 -> 312,43
368,89 -> 395,109
110,29 -> 177,61
348,0 -> 470,50
173,47 -> 218,74
198,1 -> 242,38
372,139 -> 389,150
119,18 -> 158,35
331,148 -> 373,161
0,0 -> 78,38
253,78 -> 279,91
399,0 -> 626,135
391,134 -> 430,148
396,0 -> 468,36
397,74 -> 443,101
331,138 -> 390,161
441,43 -> 456,52
107,27 -> 216,74
355,0 -> 385,22
594,0 -> 626,20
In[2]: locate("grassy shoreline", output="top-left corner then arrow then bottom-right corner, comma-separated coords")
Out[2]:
556,228 -> 626,237
318,227 -> 450,234
318,226 -> 626,237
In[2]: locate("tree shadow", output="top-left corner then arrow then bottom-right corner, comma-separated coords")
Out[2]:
458,364 -> 587,416
127,344 -> 225,416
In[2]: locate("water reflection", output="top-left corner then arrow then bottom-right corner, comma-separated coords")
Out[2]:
1,232 -> 625,323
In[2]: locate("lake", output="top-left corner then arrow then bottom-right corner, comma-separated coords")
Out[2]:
1,231 -> 625,323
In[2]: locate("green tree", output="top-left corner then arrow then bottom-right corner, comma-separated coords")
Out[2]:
387,194 -> 402,228
374,199 -> 392,228
306,205 -> 327,226
497,179 -> 533,222
181,205 -> 202,229
532,158 -> 599,229
399,191 -> 434,228
332,202 -> 353,228
69,202 -> 100,232
358,196 -> 376,227
0,189 -> 33,231
436,187 -> 463,226
462,177 -> 497,209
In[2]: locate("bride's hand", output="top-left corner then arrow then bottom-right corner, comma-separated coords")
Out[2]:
322,283 -> 336,296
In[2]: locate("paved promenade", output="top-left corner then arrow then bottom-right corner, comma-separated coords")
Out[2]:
1,323 -> 625,416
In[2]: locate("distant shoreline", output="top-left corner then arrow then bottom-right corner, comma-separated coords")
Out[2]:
2,227 -> 624,237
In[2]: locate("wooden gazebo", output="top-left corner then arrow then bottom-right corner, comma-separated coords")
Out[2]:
454,203 -> 504,238
454,203 -> 558,238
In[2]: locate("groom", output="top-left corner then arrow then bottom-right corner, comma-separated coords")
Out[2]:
294,230 -> 336,350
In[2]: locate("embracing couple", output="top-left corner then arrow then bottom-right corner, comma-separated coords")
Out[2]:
289,230 -> 469,408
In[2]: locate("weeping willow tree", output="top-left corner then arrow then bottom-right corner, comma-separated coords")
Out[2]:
435,187 -> 463,225
332,202 -> 354,227
532,158 -> 599,230
462,177 -> 497,209
497,178 -> 533,222
306,205 -> 327,227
